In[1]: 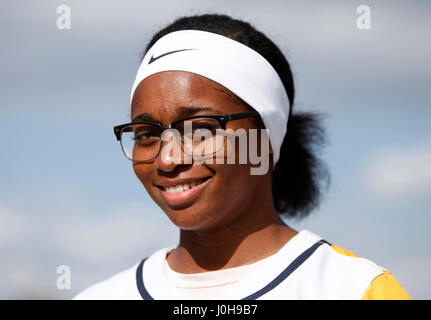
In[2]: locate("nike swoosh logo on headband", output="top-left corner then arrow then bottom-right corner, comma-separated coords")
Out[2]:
148,48 -> 196,64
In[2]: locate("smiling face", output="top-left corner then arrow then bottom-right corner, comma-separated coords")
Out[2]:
131,71 -> 272,232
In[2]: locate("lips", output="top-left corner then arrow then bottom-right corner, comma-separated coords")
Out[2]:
155,177 -> 212,208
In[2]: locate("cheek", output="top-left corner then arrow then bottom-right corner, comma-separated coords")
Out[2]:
133,164 -> 168,210
209,163 -> 256,209
133,164 -> 153,190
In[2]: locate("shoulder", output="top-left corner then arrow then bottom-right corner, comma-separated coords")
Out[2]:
316,239 -> 410,300
73,262 -> 141,300
318,242 -> 384,281
73,245 -> 175,300
282,230 -> 410,299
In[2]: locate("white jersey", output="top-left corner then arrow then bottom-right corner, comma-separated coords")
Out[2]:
74,229 -> 405,300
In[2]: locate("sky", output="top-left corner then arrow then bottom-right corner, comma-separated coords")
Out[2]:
0,0 -> 430,299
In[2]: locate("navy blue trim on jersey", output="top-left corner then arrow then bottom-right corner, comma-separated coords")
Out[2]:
136,258 -> 154,300
136,239 -> 330,300
241,239 -> 330,300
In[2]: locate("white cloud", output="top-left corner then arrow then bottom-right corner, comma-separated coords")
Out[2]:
360,139 -> 431,198
0,206 -> 30,249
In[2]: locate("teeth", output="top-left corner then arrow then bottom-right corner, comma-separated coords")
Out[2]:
164,182 -> 200,193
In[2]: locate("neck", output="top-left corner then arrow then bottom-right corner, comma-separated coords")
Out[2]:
166,182 -> 297,273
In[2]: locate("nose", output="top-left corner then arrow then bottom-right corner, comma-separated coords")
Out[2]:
155,129 -> 192,172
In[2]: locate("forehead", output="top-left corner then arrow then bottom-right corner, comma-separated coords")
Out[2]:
131,71 -> 249,121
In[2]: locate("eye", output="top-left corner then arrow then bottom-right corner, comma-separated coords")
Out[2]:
133,132 -> 157,140
183,122 -> 216,141
132,126 -> 160,145
193,122 -> 217,135
177,117 -> 222,141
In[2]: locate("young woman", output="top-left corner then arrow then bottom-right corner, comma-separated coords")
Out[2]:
75,14 -> 410,300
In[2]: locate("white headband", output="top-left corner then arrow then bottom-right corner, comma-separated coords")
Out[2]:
130,30 -> 290,167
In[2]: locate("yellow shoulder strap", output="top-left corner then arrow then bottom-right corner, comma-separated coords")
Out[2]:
330,244 -> 360,257
362,270 -> 411,300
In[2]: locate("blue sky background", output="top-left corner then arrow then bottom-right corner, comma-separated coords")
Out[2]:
1,0 -> 430,299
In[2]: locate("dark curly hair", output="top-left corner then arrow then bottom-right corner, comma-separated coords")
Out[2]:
141,13 -> 330,219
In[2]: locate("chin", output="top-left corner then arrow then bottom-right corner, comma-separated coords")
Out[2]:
162,203 -> 215,231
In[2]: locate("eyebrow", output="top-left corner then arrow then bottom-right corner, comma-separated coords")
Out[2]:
132,112 -> 156,123
132,106 -> 216,123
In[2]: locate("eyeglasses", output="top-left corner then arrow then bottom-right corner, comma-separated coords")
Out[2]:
113,111 -> 260,162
